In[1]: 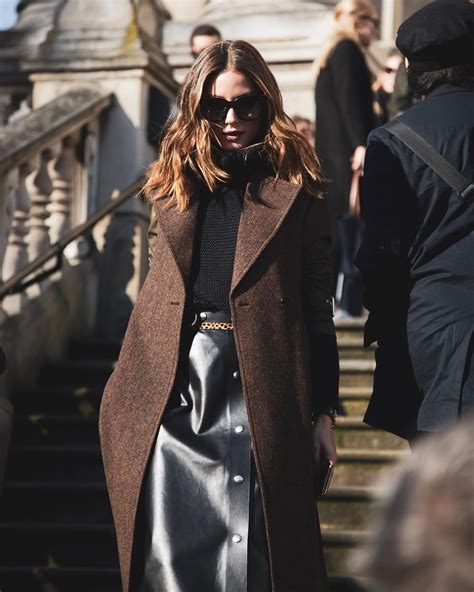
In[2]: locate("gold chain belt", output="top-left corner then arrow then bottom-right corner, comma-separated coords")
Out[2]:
198,321 -> 233,331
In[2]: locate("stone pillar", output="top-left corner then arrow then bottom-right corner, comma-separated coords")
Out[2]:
0,1 -> 63,125
380,0 -> 404,42
19,0 -> 179,339
163,1 -> 334,120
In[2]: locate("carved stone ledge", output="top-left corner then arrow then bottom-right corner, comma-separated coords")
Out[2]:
0,86 -> 112,175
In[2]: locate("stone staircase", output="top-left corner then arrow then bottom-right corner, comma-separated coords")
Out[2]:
320,318 -> 409,591
0,340 -> 121,592
0,320 -> 409,592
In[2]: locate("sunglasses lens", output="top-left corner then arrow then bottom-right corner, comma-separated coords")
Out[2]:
200,96 -> 265,122
234,96 -> 264,121
200,98 -> 228,122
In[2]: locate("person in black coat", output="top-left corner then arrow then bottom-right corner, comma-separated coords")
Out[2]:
315,0 -> 377,317
356,0 -> 474,440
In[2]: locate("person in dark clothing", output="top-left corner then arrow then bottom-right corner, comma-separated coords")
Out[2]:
387,60 -> 414,119
0,346 -> 12,493
356,0 -> 474,441
373,49 -> 403,126
189,23 -> 222,60
315,0 -> 377,318
100,40 -> 339,592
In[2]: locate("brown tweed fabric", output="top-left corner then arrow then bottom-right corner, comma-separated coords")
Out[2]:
99,176 -> 334,592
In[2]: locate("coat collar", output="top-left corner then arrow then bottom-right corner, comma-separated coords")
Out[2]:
427,84 -> 474,100
153,176 -> 302,294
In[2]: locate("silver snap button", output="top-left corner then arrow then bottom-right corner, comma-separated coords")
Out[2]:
232,534 -> 242,543
233,371 -> 240,380
234,425 -> 245,434
199,312 -> 207,320
233,475 -> 244,484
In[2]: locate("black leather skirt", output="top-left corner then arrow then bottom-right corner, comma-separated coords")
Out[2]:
138,312 -> 271,592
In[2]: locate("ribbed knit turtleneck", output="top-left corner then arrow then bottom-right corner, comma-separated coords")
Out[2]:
189,146 -> 272,313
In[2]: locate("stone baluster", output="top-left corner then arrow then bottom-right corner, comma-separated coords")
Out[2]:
48,136 -> 74,244
2,162 -> 33,314
27,148 -> 55,261
3,162 -> 33,281
0,169 -> 18,283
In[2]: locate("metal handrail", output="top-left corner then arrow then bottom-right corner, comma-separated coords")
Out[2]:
0,177 -> 145,300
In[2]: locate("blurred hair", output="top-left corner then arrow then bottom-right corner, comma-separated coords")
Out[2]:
190,23 -> 221,43
354,417 -> 474,592
407,63 -> 474,99
317,0 -> 377,72
144,40 -> 324,211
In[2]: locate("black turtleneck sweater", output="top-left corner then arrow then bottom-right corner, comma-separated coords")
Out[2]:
187,147 -> 339,417
190,148 -> 266,314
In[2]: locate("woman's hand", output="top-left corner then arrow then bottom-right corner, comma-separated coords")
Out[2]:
312,414 -> 337,466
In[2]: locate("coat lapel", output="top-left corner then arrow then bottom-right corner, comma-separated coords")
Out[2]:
153,197 -> 199,289
152,176 -> 302,295
231,176 -> 302,294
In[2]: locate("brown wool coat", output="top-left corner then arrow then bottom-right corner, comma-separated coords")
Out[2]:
99,175 -> 335,592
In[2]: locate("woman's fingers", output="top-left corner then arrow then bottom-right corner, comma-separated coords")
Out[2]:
312,416 -> 338,465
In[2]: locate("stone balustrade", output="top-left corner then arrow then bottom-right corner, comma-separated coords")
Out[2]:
0,86 -> 112,313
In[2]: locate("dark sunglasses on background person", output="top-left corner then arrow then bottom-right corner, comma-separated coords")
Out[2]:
200,94 -> 266,123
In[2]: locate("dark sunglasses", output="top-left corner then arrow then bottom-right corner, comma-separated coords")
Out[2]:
200,94 -> 266,123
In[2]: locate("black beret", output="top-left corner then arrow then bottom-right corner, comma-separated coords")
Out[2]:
396,0 -> 474,71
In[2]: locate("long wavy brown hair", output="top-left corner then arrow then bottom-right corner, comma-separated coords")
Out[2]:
143,40 -> 324,211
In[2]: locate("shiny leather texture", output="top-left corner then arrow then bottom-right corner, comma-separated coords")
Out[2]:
139,312 -> 271,592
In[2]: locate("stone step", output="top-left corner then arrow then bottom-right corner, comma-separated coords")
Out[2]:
11,414 -> 99,446
337,337 -> 375,360
1,482 -> 112,524
5,446 -> 104,482
39,360 -> 115,388
68,339 -> 122,362
335,417 -> 408,451
0,567 -> 121,592
340,360 -> 375,388
331,449 -> 408,487
0,523 -> 118,568
318,486 -> 375,531
339,387 -> 371,417
335,317 -> 365,339
322,529 -> 368,577
328,576 -> 366,592
0,568 -> 365,592
13,386 -> 103,416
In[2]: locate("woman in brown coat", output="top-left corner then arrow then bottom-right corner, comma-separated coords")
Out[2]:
99,40 -> 339,592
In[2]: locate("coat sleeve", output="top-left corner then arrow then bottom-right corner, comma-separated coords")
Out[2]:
301,196 -> 339,416
356,137 -> 415,345
148,206 -> 158,266
329,39 -> 374,150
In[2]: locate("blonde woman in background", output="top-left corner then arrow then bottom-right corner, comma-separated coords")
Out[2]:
315,0 -> 378,318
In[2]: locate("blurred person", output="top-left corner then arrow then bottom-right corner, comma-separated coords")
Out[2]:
387,60 -> 414,119
292,114 -> 315,145
190,23 -> 222,60
0,346 -> 12,493
100,40 -> 339,592
315,0 -> 378,318
356,0 -> 474,441
355,417 -> 474,592
373,49 -> 403,126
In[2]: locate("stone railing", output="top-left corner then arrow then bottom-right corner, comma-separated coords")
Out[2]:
0,86 -> 112,315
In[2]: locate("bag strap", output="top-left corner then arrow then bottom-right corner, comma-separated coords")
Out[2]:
385,119 -> 474,206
